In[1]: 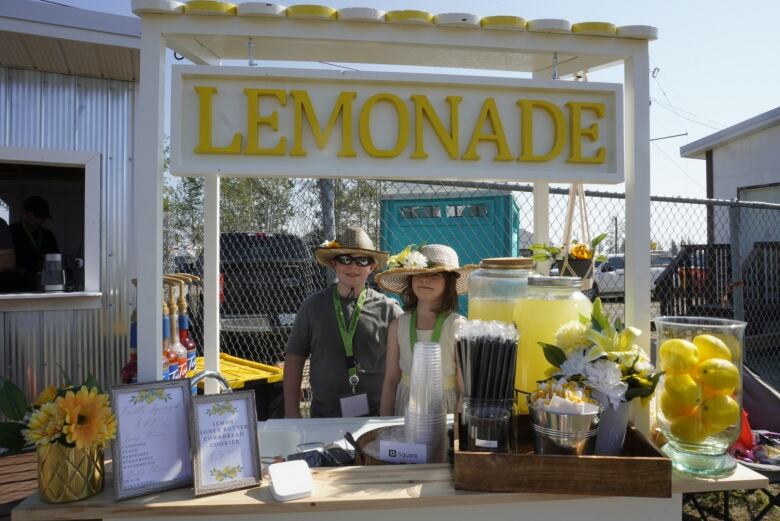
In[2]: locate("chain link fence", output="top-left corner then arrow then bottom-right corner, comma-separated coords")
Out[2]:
163,178 -> 780,391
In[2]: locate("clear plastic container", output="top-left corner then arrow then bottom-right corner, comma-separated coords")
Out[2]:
468,257 -> 539,324
513,276 -> 592,412
653,316 -> 746,477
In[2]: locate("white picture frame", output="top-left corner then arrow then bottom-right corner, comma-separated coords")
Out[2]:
111,380 -> 194,500
190,391 -> 261,496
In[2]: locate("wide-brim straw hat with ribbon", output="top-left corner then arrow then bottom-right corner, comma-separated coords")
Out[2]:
314,226 -> 389,269
375,244 -> 472,295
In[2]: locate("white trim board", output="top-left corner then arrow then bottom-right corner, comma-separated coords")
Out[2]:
0,146 -> 101,294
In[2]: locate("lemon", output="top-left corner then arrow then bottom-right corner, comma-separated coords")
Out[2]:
659,391 -> 695,420
696,358 -> 739,394
662,374 -> 702,408
693,334 -> 732,362
669,412 -> 712,443
658,338 -> 699,373
700,394 -> 740,431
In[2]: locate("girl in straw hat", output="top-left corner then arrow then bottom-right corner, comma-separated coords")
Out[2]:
375,244 -> 471,416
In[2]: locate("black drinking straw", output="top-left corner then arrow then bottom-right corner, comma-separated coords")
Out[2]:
507,336 -> 518,400
484,335 -> 498,401
494,337 -> 506,402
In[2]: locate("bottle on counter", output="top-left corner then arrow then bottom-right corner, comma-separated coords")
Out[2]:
468,257 -> 539,324
513,276 -> 593,412
162,296 -> 177,380
171,276 -> 198,374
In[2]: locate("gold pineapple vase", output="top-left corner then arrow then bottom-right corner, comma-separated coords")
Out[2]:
37,444 -> 104,503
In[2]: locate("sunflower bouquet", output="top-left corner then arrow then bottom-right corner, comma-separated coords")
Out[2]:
0,375 -> 116,452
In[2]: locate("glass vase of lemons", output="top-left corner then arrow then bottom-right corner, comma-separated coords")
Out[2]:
653,316 -> 747,477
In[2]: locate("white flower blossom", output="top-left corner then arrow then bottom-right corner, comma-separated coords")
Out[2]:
584,359 -> 627,409
403,251 -> 428,269
554,321 -> 590,352
557,348 -> 590,378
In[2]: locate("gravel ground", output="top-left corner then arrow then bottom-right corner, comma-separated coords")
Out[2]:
683,486 -> 780,520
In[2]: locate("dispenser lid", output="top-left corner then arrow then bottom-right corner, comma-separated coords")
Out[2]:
479,257 -> 534,269
528,276 -> 582,288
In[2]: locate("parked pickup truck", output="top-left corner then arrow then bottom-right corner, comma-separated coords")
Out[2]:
189,232 -> 326,364
591,253 -> 673,300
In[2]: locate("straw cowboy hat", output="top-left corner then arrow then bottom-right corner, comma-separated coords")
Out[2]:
375,244 -> 472,295
314,226 -> 389,269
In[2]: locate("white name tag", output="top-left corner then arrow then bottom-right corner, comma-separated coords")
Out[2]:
340,393 -> 369,417
378,440 -> 427,464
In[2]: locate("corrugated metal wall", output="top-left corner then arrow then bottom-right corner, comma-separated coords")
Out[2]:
0,66 -> 134,400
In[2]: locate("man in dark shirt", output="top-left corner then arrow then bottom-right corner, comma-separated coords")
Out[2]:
10,196 -> 59,291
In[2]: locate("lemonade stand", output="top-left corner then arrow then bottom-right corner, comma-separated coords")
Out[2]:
10,2 -> 770,520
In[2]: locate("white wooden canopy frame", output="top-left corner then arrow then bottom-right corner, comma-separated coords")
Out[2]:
132,3 -> 653,410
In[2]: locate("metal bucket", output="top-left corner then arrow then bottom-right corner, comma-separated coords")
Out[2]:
529,404 -> 601,456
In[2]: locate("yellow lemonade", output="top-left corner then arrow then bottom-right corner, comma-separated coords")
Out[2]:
468,298 -> 518,325
513,297 -> 592,412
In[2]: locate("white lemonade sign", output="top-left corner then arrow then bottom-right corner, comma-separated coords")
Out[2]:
171,66 -> 623,184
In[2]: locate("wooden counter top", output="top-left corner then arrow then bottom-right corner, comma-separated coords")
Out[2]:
11,462 -> 769,521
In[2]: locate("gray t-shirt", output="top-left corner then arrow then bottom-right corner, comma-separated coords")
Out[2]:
286,285 -> 403,418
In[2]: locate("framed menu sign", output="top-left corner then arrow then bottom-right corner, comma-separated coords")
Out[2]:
190,391 -> 260,496
111,380 -> 193,500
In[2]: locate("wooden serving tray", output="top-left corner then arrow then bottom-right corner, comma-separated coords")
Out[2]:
453,415 -> 672,498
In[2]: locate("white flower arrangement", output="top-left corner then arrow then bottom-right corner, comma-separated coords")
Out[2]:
387,244 -> 429,270
403,250 -> 428,269
540,298 -> 662,410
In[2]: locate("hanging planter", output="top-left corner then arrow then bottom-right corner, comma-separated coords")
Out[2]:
532,183 -> 607,291
555,258 -> 595,283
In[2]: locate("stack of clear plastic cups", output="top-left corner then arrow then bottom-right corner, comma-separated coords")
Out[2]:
404,341 -> 447,463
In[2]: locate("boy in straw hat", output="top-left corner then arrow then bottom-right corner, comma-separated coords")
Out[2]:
283,227 -> 402,418
374,244 -> 471,416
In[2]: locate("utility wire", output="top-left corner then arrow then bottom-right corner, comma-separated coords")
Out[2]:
651,98 -> 724,130
651,99 -> 723,131
652,141 -> 705,191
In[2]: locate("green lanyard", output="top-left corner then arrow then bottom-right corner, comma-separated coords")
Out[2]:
409,309 -> 447,350
332,285 -> 367,391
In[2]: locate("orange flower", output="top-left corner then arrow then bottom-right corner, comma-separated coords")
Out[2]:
59,386 -> 116,450
570,243 -> 593,260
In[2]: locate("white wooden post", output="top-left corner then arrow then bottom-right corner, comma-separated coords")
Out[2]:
531,70 -> 551,274
533,184 -> 551,274
203,176 -> 221,394
624,45 -> 652,431
135,21 -> 165,382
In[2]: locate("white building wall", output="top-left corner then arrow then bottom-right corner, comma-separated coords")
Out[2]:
0,66 -> 135,400
712,124 -> 780,200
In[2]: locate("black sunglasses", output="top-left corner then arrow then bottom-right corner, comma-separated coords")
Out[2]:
333,255 -> 374,267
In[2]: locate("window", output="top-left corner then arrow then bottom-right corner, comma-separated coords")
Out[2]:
446,204 -> 465,217
446,203 -> 488,218
399,205 -> 441,218
466,203 -> 488,217
0,147 -> 100,309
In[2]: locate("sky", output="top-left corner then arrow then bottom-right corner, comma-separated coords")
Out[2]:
36,0 -> 780,199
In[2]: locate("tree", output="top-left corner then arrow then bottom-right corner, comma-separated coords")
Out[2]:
670,239 -> 679,256
164,176 -> 204,259
219,177 -> 295,234
164,175 -> 296,261
332,179 -> 382,242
